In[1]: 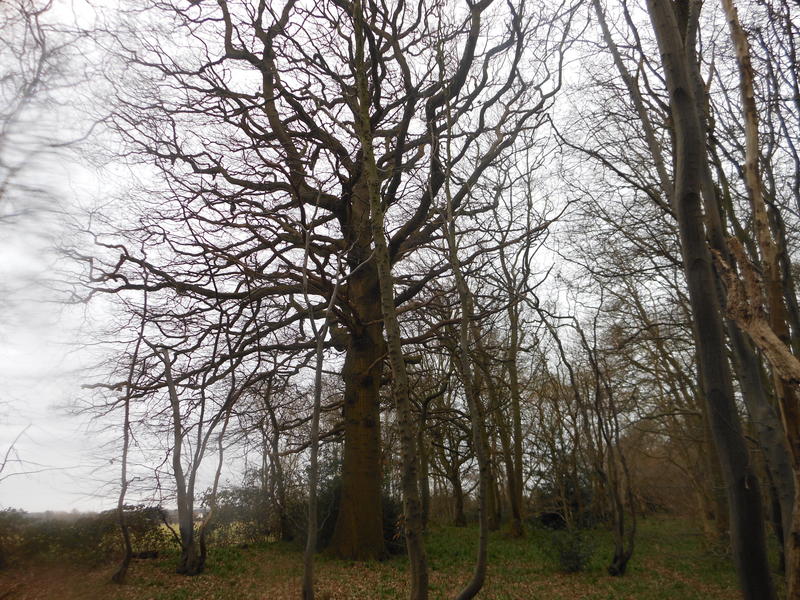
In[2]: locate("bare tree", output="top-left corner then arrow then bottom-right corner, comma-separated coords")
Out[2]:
644,0 -> 776,595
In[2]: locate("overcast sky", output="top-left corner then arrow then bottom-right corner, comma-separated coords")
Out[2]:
0,108 -> 123,512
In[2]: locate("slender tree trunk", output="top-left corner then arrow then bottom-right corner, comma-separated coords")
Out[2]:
418,401 -> 432,531
606,398 -> 637,576
442,124 -> 491,600
645,2 -> 776,597
302,327 -> 326,600
453,473 -> 467,527
161,348 -> 203,576
485,440 -> 500,532
352,3 -> 428,596
266,403 -> 292,542
302,245 -> 343,600
448,280 -> 491,600
505,324 -> 525,538
112,287 -> 148,583
111,392 -> 133,584
196,402 -> 233,575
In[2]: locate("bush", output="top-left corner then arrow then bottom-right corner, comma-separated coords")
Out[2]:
0,505 -> 172,566
536,511 -> 567,530
205,453 -> 405,555
549,528 -> 595,573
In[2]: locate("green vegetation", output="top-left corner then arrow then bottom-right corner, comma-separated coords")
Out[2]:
0,506 -> 171,566
0,517 -> 744,599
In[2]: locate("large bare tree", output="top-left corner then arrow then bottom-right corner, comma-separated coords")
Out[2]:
84,0 -> 571,564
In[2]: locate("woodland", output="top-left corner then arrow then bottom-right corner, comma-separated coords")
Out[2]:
0,0 -> 799,598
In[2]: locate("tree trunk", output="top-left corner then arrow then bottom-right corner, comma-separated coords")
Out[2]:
328,146 -> 386,560
645,2 -> 777,598
328,301 -> 387,560
505,326 -> 525,538
161,348 -> 204,576
353,4 -> 428,595
485,444 -> 500,532
302,264 -> 342,600
418,404 -> 431,531
443,122 -> 491,600
597,0 -> 793,556
177,538 -> 203,576
111,392 -> 133,584
112,290 -> 148,584
720,1 -> 800,595
453,474 -> 467,527
267,404 -> 292,542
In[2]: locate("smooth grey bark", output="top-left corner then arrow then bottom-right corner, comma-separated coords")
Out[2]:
161,348 -> 202,576
644,1 -> 777,597
596,0 -> 792,570
719,0 -> 800,594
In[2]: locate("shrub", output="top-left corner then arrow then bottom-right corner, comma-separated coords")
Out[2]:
0,505 -> 171,566
549,528 -> 595,573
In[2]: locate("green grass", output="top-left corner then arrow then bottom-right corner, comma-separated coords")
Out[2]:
0,516 -> 752,599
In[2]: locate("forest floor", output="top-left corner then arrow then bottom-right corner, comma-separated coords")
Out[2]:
0,517 -> 754,599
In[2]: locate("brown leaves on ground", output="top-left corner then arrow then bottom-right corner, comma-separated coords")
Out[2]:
0,521 -> 741,600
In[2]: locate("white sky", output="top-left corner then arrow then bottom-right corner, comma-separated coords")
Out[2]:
0,0 -> 573,514
0,0 -> 122,513
0,153 -> 120,512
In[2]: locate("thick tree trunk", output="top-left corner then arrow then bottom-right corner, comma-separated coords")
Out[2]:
177,538 -> 203,576
645,2 -> 777,598
352,5 -> 429,595
701,404 -> 731,543
328,72 -> 387,559
328,296 -> 387,560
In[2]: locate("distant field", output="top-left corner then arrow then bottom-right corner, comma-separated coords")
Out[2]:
0,517 -> 750,599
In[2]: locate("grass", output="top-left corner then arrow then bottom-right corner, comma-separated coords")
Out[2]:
0,517 -> 747,599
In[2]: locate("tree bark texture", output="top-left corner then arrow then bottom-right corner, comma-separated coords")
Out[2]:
162,348 -> 204,576
645,1 -> 776,597
353,3 -> 429,596
720,0 -> 800,594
